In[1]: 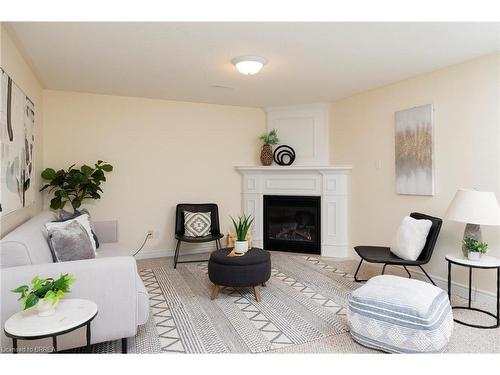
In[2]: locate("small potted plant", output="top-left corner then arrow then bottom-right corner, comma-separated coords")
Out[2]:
231,214 -> 254,254
11,274 -> 75,316
259,129 -> 279,166
462,237 -> 488,261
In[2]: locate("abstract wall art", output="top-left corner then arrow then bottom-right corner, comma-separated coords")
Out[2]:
395,104 -> 434,196
1,67 -> 36,216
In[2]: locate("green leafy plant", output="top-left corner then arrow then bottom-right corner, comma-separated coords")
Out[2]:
11,274 -> 75,310
259,129 -> 279,145
40,160 -> 113,211
462,237 -> 488,254
231,214 -> 254,241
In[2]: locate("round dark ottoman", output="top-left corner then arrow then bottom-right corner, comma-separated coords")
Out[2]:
208,248 -> 271,302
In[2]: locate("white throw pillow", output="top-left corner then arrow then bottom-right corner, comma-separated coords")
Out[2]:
45,214 -> 97,254
390,216 -> 432,261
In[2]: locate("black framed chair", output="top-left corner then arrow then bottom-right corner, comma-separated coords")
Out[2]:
174,203 -> 224,269
353,212 -> 442,285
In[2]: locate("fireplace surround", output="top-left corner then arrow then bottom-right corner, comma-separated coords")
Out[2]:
236,165 -> 352,257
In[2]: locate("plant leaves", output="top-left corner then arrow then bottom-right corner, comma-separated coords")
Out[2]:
24,294 -> 39,310
100,164 -> 113,172
41,168 -> 56,180
11,285 -> 29,293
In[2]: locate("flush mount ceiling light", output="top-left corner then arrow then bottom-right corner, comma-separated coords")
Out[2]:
231,55 -> 267,75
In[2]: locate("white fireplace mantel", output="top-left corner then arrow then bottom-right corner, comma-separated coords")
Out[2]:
235,165 -> 352,257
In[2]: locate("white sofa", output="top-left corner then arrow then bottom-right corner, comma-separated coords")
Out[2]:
1,211 -> 149,352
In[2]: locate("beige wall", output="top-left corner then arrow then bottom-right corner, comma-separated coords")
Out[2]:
331,53 -> 500,294
43,90 -> 265,256
0,23 -> 44,237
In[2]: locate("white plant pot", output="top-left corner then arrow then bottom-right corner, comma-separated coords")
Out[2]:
467,252 -> 482,261
36,299 -> 58,317
234,240 -> 249,254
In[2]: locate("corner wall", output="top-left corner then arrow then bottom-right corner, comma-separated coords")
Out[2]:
330,53 -> 500,294
0,23 -> 44,237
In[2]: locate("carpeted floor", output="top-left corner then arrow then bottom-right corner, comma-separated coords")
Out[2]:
84,252 -> 499,354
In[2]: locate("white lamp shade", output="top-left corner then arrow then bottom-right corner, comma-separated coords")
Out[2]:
445,189 -> 500,225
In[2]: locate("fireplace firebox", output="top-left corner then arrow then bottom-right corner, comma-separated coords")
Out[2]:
263,195 -> 321,254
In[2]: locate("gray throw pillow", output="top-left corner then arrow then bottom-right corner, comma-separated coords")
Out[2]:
184,211 -> 211,237
47,221 -> 96,262
58,208 -> 100,249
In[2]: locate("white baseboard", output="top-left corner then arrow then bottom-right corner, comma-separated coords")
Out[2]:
134,243 -> 216,260
409,267 -> 496,305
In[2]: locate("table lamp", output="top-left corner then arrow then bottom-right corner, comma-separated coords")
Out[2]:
445,189 -> 500,256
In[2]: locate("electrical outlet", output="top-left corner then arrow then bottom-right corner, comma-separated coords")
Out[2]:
146,230 -> 154,240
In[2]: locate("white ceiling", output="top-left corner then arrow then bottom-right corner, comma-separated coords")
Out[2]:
7,22 -> 500,108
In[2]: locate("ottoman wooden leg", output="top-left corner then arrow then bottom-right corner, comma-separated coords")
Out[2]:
253,286 -> 261,302
262,282 -> 266,287
211,284 -> 220,300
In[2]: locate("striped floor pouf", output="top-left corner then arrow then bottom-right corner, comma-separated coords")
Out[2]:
348,275 -> 453,353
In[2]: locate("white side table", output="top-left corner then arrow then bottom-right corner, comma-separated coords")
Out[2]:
445,253 -> 500,329
4,298 -> 98,353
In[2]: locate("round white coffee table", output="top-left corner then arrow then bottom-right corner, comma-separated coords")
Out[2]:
4,298 -> 98,353
445,253 -> 500,329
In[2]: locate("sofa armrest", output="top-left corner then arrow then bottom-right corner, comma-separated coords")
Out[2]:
1,256 -> 146,351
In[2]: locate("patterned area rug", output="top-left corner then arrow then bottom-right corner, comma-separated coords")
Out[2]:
137,253 -> 352,353
77,252 -> 499,354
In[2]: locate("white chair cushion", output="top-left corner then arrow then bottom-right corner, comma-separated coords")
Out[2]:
390,216 -> 432,261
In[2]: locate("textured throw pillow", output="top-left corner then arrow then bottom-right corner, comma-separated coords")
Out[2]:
184,211 -> 211,237
390,216 -> 433,261
47,221 -> 96,262
58,209 -> 100,249
46,213 -> 97,254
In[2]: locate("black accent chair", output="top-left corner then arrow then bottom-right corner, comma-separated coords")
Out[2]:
174,203 -> 224,269
353,212 -> 442,285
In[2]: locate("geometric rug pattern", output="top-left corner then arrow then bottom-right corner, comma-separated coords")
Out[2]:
74,253 -> 500,354
134,252 -> 352,353
140,269 -> 186,353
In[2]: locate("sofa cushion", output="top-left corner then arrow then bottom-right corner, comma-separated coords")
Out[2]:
46,213 -> 97,254
47,221 -> 96,262
57,209 -> 100,249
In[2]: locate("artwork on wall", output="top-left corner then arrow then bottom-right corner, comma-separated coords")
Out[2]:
395,104 -> 434,196
0,67 -> 36,216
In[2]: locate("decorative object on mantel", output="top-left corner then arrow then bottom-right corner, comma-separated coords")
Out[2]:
445,188 -> 500,257
395,104 -> 434,196
0,68 -> 36,216
273,145 -> 296,166
258,128 -> 279,166
230,214 -> 254,254
11,273 -> 75,317
40,160 -> 113,211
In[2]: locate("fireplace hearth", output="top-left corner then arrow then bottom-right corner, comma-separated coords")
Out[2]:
263,195 -> 321,254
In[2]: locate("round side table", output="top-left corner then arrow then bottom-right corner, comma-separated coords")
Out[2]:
445,253 -> 500,329
4,298 -> 98,353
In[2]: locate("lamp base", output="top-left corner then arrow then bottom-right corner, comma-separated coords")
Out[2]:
462,223 -> 482,257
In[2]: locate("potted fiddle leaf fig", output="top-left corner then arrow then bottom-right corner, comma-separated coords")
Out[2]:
12,274 -> 75,316
259,129 -> 279,166
40,160 -> 113,212
231,214 -> 254,254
